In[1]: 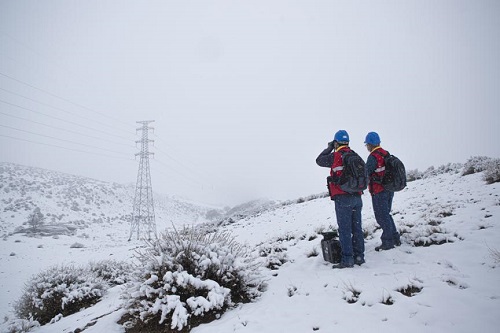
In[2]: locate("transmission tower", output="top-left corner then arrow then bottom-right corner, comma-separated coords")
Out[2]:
129,120 -> 157,241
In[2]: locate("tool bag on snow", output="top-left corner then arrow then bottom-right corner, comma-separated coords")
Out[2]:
321,231 -> 341,264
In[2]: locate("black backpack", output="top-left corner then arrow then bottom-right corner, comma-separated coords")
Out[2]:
375,150 -> 407,192
337,150 -> 368,194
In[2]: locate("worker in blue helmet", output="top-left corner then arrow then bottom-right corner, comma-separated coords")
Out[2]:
364,131 -> 401,251
333,129 -> 349,144
316,130 -> 365,268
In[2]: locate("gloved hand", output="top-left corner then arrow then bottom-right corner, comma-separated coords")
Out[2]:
328,141 -> 335,148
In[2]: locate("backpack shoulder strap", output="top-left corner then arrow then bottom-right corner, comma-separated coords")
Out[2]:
374,149 -> 389,158
337,147 -> 350,159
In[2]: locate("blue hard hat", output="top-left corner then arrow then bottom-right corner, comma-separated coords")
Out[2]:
334,130 -> 349,143
364,132 -> 381,145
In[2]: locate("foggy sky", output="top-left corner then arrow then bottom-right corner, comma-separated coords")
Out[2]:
1,0 -> 499,206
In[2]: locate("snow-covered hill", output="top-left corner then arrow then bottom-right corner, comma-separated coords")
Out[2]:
0,162 -> 222,237
1,163 -> 499,332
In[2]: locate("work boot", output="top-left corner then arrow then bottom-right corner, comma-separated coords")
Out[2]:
332,262 -> 354,269
375,244 -> 395,252
354,257 -> 365,266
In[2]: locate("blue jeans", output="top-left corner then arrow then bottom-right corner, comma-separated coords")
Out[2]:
334,194 -> 364,266
372,190 -> 400,247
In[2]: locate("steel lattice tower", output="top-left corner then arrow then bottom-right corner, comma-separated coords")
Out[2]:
129,120 -> 157,241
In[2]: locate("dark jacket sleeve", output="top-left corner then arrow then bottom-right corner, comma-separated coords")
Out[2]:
316,146 -> 335,168
366,154 -> 377,176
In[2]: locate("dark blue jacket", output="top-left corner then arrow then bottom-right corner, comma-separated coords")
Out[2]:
316,145 -> 335,168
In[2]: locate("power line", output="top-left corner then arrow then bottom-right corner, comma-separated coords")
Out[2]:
0,71 -> 135,131
0,32 -> 134,132
153,158 -> 200,188
151,134 -> 235,201
0,98 -> 133,141
0,111 -> 135,148
0,86 -> 135,136
153,134 -> 229,186
0,124 -> 131,156
154,147 -> 201,178
153,157 -> 234,202
0,133 -> 135,161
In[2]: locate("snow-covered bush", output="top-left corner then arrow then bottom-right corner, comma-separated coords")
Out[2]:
406,169 -> 423,182
0,317 -> 40,333
306,247 -> 319,258
406,163 -> 462,182
14,265 -> 106,325
461,156 -> 499,183
257,242 -> 289,270
205,209 -> 222,221
263,248 -> 288,270
408,224 -> 460,247
88,259 -> 134,286
423,163 -> 463,178
281,193 -> 329,206
380,291 -> 394,305
362,223 -> 378,240
122,227 -> 264,332
26,207 -> 44,232
342,282 -> 361,304
462,156 -> 492,176
396,279 -> 423,297
397,202 -> 461,247
489,246 -> 500,263
483,158 -> 500,184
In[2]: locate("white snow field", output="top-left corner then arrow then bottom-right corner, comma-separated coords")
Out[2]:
1,163 -> 499,333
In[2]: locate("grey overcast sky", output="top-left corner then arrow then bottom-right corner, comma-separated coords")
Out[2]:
1,0 -> 499,206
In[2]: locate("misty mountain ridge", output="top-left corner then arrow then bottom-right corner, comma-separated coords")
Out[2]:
1,158 -> 495,237
3,157 -> 498,238
0,162 -> 236,237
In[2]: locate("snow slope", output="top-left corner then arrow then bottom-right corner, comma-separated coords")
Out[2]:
1,166 -> 499,332
0,162 -> 220,236
203,171 -> 500,333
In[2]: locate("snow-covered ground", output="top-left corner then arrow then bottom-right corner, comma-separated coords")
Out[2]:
1,166 -> 499,332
